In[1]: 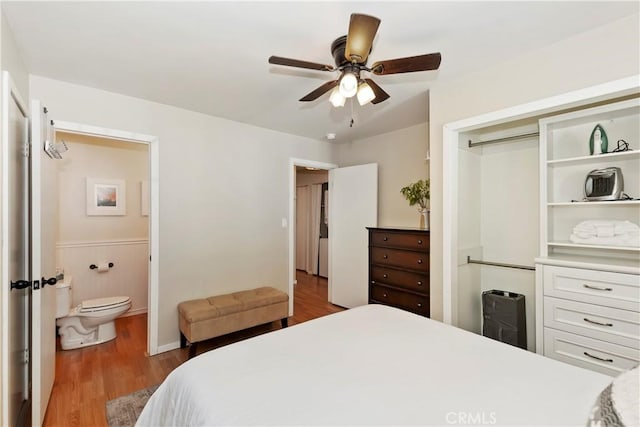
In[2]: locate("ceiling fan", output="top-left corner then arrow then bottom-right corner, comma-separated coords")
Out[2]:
268,13 -> 441,107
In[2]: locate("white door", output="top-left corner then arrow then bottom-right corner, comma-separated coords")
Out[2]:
2,73 -> 30,427
328,163 -> 378,308
295,186 -> 309,271
30,101 -> 58,427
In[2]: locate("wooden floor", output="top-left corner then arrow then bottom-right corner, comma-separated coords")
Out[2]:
43,271 -> 343,427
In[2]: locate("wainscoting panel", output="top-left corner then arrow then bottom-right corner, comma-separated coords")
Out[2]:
56,239 -> 148,316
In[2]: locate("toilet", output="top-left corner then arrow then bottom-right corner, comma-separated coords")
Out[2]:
55,277 -> 131,350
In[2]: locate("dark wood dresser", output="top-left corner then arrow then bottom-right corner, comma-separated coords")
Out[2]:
367,227 -> 430,317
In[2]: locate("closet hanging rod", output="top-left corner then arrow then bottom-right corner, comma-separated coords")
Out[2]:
467,256 -> 535,271
468,132 -> 539,148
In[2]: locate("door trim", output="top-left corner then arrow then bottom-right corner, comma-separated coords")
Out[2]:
1,71 -> 29,427
52,120 -> 161,355
288,158 -> 337,316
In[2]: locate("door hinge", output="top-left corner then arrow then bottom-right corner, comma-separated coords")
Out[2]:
22,141 -> 30,158
23,349 -> 29,365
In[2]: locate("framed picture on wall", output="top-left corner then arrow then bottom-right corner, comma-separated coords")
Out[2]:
86,178 -> 126,216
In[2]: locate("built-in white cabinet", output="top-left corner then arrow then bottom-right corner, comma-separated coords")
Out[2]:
536,98 -> 640,376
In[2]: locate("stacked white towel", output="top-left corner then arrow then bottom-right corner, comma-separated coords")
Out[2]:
570,220 -> 640,247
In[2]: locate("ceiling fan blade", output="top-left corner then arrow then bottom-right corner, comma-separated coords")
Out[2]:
299,80 -> 339,102
371,53 -> 442,75
363,79 -> 390,104
345,13 -> 380,63
269,56 -> 335,72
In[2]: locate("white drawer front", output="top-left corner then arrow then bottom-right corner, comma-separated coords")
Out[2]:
543,266 -> 640,311
544,297 -> 640,349
544,328 -> 640,376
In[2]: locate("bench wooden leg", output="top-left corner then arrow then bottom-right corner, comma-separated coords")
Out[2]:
188,342 -> 198,359
281,317 -> 288,328
180,332 -> 187,349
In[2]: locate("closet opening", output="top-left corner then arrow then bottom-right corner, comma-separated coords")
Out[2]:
443,76 -> 640,353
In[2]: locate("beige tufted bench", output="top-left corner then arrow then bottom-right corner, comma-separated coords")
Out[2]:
178,286 -> 289,358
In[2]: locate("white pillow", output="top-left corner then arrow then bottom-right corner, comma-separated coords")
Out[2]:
588,366 -> 639,427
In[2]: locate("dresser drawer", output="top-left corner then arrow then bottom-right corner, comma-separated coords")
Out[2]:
544,297 -> 640,349
370,230 -> 429,251
371,266 -> 429,294
543,265 -> 640,311
370,247 -> 428,272
370,285 -> 429,316
543,328 -> 639,377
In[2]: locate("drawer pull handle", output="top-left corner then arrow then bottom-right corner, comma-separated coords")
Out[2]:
583,318 -> 613,327
371,281 -> 376,284
417,259 -> 423,264
383,274 -> 388,279
383,254 -> 388,259
383,293 -> 388,298
583,284 -> 613,291
583,352 -> 613,363
417,303 -> 422,308
418,240 -> 423,245
417,281 -> 423,286
383,237 -> 388,241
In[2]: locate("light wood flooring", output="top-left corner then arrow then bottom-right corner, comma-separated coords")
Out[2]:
43,271 -> 343,427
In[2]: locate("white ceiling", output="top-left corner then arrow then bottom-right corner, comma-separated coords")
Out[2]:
2,1 -> 638,143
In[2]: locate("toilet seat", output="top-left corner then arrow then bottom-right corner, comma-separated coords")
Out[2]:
80,296 -> 131,313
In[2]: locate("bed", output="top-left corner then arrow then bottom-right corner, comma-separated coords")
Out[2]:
137,304 -> 614,426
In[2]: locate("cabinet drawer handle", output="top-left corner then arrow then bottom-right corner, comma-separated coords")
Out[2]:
417,259 -> 423,264
417,281 -> 423,286
417,240 -> 423,245
417,303 -> 422,308
583,284 -> 613,291
371,281 -> 376,284
583,318 -> 613,327
383,254 -> 388,259
383,293 -> 388,298
383,236 -> 388,241
583,352 -> 613,363
383,274 -> 388,279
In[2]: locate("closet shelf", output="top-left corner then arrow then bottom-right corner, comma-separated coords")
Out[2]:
547,200 -> 640,207
547,241 -> 640,252
547,150 -> 639,166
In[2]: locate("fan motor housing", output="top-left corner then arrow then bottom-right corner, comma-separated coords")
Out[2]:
331,36 -> 349,67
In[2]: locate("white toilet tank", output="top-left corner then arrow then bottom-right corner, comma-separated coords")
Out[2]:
55,277 -> 73,318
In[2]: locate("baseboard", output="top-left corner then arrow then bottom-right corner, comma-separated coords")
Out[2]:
156,341 -> 181,354
122,307 -> 147,317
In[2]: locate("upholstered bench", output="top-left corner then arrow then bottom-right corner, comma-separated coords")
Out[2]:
178,286 -> 289,358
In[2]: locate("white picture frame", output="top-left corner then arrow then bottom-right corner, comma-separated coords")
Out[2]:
86,178 -> 126,216
141,180 -> 149,216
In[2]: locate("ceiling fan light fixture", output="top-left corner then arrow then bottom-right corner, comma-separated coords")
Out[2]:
338,72 -> 358,98
356,82 -> 375,105
329,87 -> 346,107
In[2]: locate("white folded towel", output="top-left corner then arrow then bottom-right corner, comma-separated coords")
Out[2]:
572,220 -> 640,238
569,233 -> 640,248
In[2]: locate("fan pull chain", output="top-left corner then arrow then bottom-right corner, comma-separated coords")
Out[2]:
350,97 -> 355,128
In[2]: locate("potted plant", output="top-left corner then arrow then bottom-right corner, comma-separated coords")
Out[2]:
401,179 -> 430,229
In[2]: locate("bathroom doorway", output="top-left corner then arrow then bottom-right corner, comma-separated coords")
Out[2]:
52,121 -> 160,355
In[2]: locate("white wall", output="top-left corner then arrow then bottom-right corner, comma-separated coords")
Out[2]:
57,132 -> 149,242
429,13 -> 640,321
336,123 -> 429,228
30,75 -> 335,348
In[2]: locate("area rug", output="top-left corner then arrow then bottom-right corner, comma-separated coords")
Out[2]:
106,384 -> 158,427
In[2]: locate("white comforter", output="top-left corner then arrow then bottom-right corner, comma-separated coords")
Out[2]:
137,305 -> 610,426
